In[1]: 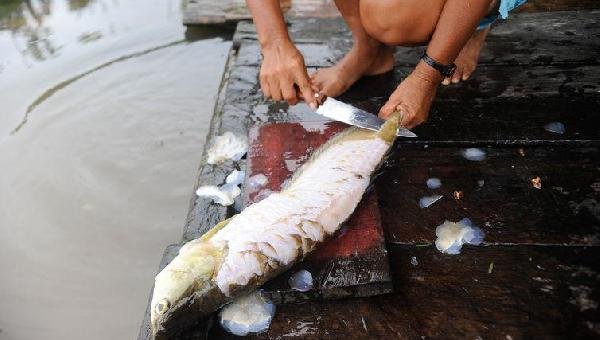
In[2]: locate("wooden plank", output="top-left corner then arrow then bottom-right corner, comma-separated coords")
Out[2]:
520,0 -> 600,12
376,146 -> 600,246
347,96 -> 600,146
141,11 -> 600,339
184,0 -> 600,26
207,245 -> 600,339
223,52 -> 600,145
183,0 -> 338,26
245,121 -> 392,302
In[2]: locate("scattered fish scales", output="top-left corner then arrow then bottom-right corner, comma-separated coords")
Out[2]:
462,148 -> 486,161
219,291 -> 275,336
206,131 -> 248,165
435,218 -> 485,255
544,122 -> 565,134
419,195 -> 443,208
195,170 -> 245,206
426,177 -> 442,189
288,269 -> 314,292
150,113 -> 403,337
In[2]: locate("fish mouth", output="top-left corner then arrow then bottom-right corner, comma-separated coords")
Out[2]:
152,285 -> 228,339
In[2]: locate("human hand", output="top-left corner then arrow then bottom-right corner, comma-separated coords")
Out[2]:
378,61 -> 442,129
260,38 -> 317,109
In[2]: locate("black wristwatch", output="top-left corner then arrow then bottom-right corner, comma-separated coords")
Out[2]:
421,52 -> 457,78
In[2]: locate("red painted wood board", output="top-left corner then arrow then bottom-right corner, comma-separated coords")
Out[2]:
244,121 -> 392,303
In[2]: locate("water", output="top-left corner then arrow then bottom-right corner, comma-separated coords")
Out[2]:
0,1 -> 232,339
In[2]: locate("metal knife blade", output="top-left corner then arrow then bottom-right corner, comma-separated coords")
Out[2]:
315,97 -> 417,138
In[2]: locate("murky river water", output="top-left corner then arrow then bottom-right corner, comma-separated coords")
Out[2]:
0,1 -> 231,339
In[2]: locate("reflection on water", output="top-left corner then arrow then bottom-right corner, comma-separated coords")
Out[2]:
0,0 -> 62,62
0,1 -> 232,339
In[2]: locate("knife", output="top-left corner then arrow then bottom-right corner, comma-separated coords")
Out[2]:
314,97 -> 417,138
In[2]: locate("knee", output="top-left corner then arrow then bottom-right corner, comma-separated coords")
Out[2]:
359,0 -> 441,46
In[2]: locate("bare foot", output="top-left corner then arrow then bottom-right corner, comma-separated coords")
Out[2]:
311,43 -> 394,97
442,27 -> 490,85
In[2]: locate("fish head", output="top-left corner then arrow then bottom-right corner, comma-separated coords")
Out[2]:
150,240 -> 225,337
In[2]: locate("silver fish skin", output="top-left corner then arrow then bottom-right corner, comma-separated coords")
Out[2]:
150,113 -> 401,338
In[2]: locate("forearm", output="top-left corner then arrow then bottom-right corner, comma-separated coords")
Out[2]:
426,0 -> 492,64
246,0 -> 290,49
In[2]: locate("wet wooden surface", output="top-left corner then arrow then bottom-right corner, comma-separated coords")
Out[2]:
139,10 -> 600,339
183,0 -> 600,26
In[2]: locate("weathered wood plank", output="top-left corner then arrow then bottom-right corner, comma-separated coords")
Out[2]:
221,56 -> 600,145
520,0 -> 600,12
207,245 -> 600,339
376,146 -> 600,246
141,10 -> 600,339
183,0 -> 338,26
184,0 -> 600,26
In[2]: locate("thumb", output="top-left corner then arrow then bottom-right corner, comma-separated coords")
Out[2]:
378,101 -> 400,119
295,71 -> 317,110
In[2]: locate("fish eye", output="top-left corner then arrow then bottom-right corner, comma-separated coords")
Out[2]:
155,299 -> 171,314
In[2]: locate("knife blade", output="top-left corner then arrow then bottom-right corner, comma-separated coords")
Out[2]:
315,97 -> 417,138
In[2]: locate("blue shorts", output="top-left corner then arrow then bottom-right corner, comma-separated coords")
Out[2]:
477,0 -> 528,30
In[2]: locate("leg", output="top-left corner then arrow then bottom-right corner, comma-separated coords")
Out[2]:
443,26 -> 490,85
359,0 -> 498,85
310,0 -> 395,98
442,0 -> 498,84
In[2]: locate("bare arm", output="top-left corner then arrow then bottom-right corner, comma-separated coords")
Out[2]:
246,0 -> 317,108
380,0 -> 492,127
421,0 -> 492,79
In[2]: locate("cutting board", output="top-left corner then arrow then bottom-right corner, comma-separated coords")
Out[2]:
244,121 -> 393,303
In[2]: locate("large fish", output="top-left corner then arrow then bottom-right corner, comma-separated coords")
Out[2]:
150,112 -> 402,338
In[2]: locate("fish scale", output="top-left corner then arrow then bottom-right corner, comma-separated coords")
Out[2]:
150,114 -> 401,338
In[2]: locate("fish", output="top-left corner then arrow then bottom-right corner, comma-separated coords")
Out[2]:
150,112 -> 402,338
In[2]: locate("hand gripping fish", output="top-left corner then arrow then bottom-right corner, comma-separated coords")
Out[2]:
151,113 -> 402,338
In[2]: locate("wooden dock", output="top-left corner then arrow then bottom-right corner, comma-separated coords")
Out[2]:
140,8 -> 600,339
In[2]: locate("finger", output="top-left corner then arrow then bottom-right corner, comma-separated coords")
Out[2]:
295,72 -> 317,109
309,80 -> 326,105
442,77 -> 451,86
269,77 -> 283,101
378,101 -> 399,119
260,74 -> 271,99
281,78 -> 298,105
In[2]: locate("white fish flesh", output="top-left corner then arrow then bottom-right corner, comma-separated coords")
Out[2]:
150,113 -> 401,338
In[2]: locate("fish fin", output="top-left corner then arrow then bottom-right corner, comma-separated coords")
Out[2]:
200,216 -> 234,241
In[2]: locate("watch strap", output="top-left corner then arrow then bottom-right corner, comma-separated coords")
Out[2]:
421,52 -> 457,78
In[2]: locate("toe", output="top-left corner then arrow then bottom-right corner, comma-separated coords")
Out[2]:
451,67 -> 463,84
461,64 -> 476,81
442,77 -> 451,86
